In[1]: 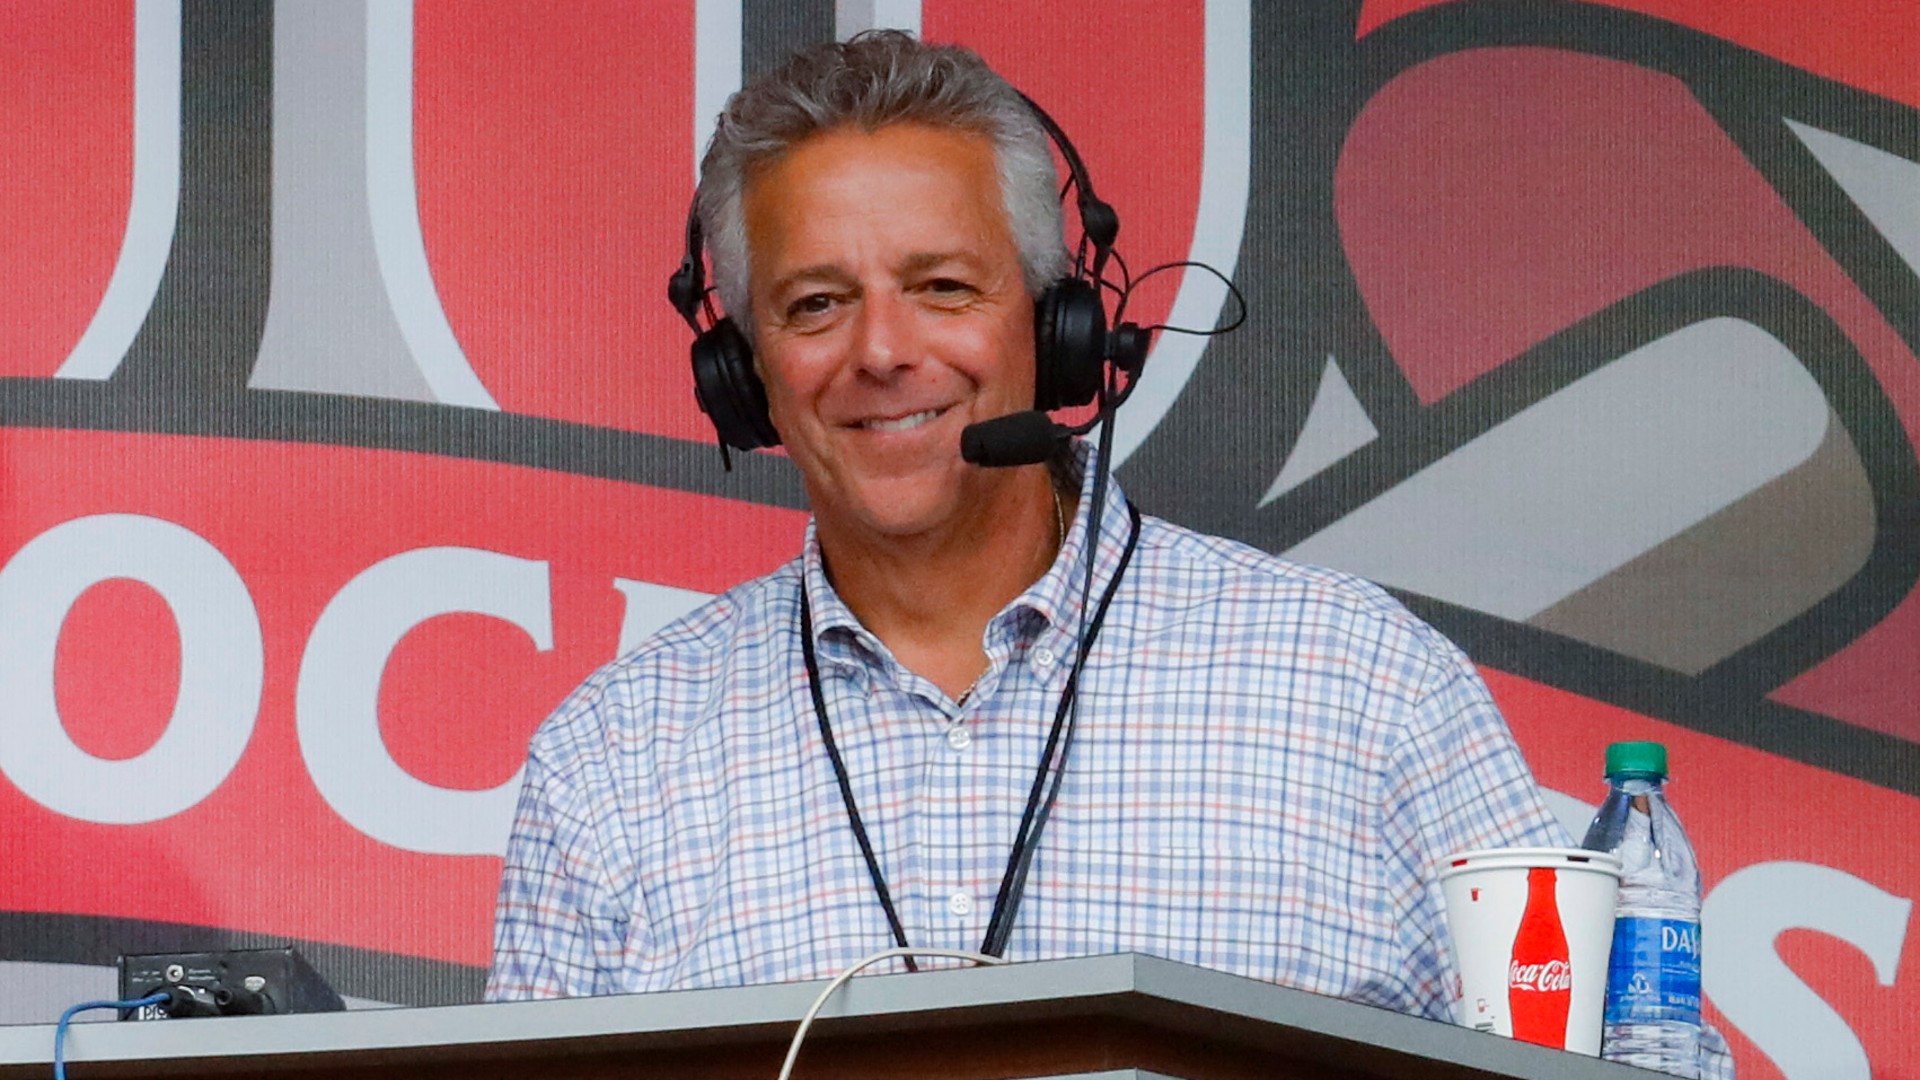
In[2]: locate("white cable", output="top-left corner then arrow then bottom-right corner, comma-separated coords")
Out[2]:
775,946 -> 1005,1080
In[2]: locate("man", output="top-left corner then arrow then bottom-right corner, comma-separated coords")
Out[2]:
489,30 -> 1563,1022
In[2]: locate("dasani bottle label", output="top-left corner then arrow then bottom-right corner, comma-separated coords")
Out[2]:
1604,916 -> 1701,1024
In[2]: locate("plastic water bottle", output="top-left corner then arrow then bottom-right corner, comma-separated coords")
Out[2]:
1580,741 -> 1702,1077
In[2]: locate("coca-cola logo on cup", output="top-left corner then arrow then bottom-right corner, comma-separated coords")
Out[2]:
1507,867 -> 1574,1047
1508,959 -> 1574,993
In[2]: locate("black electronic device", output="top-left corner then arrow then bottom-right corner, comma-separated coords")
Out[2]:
959,409 -> 1071,468
667,90 -> 1139,458
116,947 -> 345,1020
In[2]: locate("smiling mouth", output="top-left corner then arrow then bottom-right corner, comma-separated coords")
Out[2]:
856,407 -> 947,432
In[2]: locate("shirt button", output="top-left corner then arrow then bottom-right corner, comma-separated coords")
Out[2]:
948,892 -> 974,917
946,725 -> 972,750
1031,646 -> 1057,669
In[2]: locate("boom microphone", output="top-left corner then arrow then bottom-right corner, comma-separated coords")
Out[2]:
960,411 -> 1069,467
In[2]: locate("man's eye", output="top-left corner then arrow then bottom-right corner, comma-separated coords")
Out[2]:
923,278 -> 976,302
787,294 -> 836,320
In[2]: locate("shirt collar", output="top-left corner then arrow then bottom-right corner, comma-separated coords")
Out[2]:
800,520 -> 876,661
1006,439 -> 1134,638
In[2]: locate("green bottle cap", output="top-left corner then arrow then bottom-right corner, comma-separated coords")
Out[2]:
1604,740 -> 1668,779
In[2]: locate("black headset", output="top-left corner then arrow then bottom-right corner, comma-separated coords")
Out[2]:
666,94 -> 1124,454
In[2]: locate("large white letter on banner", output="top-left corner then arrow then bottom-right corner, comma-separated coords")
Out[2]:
1704,862 -> 1912,1080
0,514 -> 263,824
298,546 -> 550,856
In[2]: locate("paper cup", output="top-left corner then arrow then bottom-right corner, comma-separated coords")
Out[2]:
1438,847 -> 1621,1054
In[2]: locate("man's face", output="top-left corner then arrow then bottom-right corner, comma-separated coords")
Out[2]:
743,121 -> 1038,542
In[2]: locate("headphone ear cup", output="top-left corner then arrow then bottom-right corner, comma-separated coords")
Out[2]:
1032,277 -> 1107,412
690,316 -> 782,450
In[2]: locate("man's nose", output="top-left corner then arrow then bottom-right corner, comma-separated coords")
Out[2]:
849,290 -> 916,378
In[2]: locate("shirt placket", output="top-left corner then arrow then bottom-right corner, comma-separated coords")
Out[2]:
911,666 -> 993,957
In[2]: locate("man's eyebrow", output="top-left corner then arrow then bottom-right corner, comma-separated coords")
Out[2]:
899,251 -> 983,275
767,264 -> 854,298
767,253 -> 986,299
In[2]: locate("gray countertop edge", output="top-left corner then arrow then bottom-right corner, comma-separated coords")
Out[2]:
0,952 -> 1651,1078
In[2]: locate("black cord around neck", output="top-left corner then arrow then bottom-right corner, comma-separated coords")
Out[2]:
980,496 -> 1142,957
798,496 -> 1142,961
800,595 -> 918,971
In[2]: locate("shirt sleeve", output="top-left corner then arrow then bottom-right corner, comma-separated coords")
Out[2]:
1379,629 -> 1572,1019
485,708 -> 636,1000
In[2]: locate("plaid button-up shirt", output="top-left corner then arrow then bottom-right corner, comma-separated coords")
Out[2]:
487,448 -> 1568,1020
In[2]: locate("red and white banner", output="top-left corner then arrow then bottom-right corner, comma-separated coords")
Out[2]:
3,3 -> 1917,1076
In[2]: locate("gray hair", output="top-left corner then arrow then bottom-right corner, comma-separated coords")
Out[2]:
695,31 -> 1070,323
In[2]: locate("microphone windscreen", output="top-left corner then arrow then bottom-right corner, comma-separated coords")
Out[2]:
960,411 -> 1063,468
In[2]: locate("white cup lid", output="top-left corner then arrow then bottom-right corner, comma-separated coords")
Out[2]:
1437,846 -> 1622,879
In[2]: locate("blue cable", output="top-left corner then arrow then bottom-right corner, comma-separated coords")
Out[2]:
53,992 -> 168,1080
